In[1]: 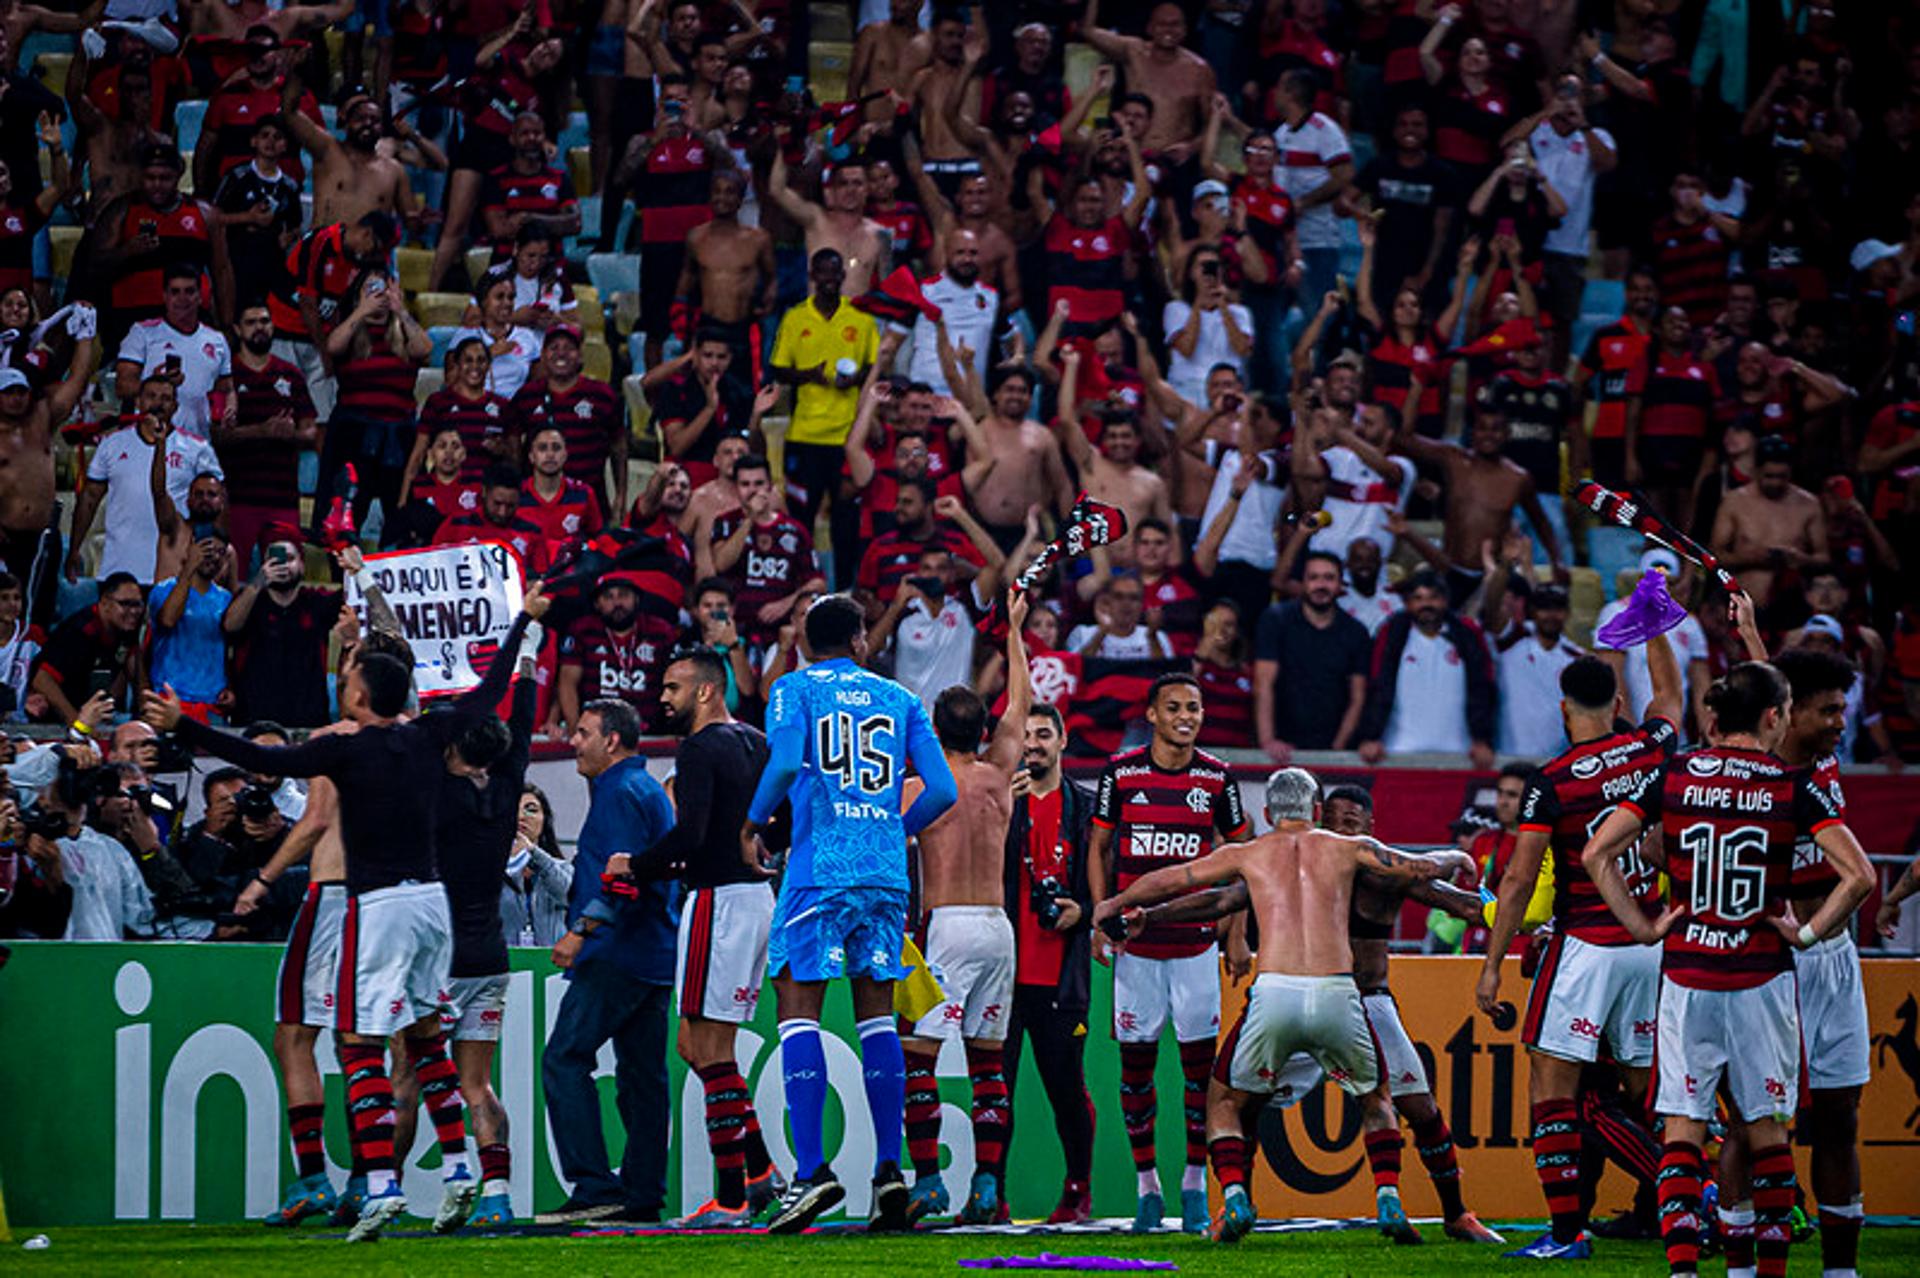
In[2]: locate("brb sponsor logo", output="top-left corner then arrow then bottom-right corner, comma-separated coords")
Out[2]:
1128,829 -> 1203,860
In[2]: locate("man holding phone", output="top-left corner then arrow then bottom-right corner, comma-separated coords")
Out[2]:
67,377 -> 225,585
218,303 -> 319,565
222,527 -> 338,728
113,265 -> 237,439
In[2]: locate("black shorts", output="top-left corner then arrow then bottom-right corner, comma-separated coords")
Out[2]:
451,125 -> 514,175
1638,437 -> 1706,488
639,242 -> 687,342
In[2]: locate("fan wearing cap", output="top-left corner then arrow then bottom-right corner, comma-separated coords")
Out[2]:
1593,548 -> 1712,736
1708,432 -> 1827,608
551,574 -> 681,737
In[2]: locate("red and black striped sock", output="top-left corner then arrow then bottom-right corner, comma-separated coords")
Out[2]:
288,1103 -> 326,1180
1209,1134 -> 1249,1192
339,1043 -> 397,1174
1656,1140 -> 1704,1274
1751,1142 -> 1796,1278
965,1043 -> 1011,1178
1177,1040 -> 1214,1173
1409,1111 -> 1464,1220
697,1062 -> 750,1209
478,1142 -> 510,1187
740,1097 -> 772,1180
1364,1129 -> 1403,1191
1719,1201 -> 1755,1271
403,1032 -> 468,1169
903,1046 -> 943,1178
1818,1202 -> 1864,1273
1118,1042 -> 1160,1173
1580,1087 -> 1663,1186
1531,1099 -> 1586,1243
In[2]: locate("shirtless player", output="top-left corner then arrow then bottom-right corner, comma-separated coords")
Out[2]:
895,590 -> 1030,1225
965,366 -> 1073,553
1094,767 -> 1474,1244
0,304 -> 95,625
281,81 -> 418,229
766,149 -> 891,298
1058,345 -> 1175,566
1709,434 -> 1827,609
1081,0 -> 1215,164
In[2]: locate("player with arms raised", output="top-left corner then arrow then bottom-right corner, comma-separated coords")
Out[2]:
1476,634 -> 1682,1260
743,595 -> 958,1233
1582,662 -> 1874,1278
1087,672 -> 1249,1234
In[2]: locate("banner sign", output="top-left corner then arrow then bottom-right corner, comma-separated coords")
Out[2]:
0,945 -> 1913,1226
344,542 -> 524,697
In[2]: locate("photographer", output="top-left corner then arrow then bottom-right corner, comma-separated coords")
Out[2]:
173,766 -> 298,939
999,702 -> 1098,1224
94,762 -> 221,940
12,745 -> 154,940
0,783 -> 71,938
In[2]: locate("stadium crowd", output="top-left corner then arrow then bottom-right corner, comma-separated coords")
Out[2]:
0,0 -> 1915,1266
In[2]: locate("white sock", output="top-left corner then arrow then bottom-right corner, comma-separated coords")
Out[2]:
1725,1268 -> 1756,1278
367,1169 -> 398,1195
482,1178 -> 509,1196
1822,1270 -> 1861,1278
442,1155 -> 471,1180
1377,1184 -> 1401,1201
1137,1170 -> 1161,1198
1181,1164 -> 1206,1193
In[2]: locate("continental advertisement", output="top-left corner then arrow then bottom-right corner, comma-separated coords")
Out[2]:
0,944 -> 1914,1225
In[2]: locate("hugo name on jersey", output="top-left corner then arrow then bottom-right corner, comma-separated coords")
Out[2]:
1623,746 -> 1843,990
1093,747 -> 1248,958
1788,753 -> 1847,898
755,657 -> 940,893
1519,715 -> 1678,944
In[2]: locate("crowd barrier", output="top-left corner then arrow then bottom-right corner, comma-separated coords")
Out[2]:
1,944 -> 1914,1226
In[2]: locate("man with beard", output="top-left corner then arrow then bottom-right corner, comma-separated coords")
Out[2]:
855,480 -> 993,606
767,153 -> 892,300
627,460 -> 695,554
518,426 -> 605,559
222,525 -> 338,728
29,570 -> 145,725
218,302 -> 318,563
909,229 -> 997,395
917,167 -> 1023,317
644,331 -> 760,488
512,324 -> 628,520
554,575 -> 680,736
1335,535 -> 1402,636
1358,571 -> 1497,768
67,378 -> 225,585
1057,348 -> 1174,567
281,84 -> 418,231
1082,1 -> 1214,163
88,144 -> 232,347
1710,434 -> 1828,609
0,306 -> 97,626
1037,166 -> 1148,338
194,26 -> 326,195
843,384 -> 986,542
1253,550 -> 1369,764
966,367 -> 1073,553
600,648 -> 782,1227
267,212 -> 400,422
675,168 -> 775,384
907,9 -> 984,200
476,112 -> 581,260
1356,105 -> 1457,316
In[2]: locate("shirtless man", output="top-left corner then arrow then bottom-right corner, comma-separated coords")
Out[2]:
1081,0 -> 1215,163
908,9 -> 984,195
766,150 -> 892,298
683,434 -> 756,544
1393,377 -> 1566,604
1093,767 -> 1475,1243
1058,346 -> 1174,565
909,152 -> 1022,313
1709,433 -> 1827,607
67,46 -> 169,213
897,590 -> 1030,1224
850,0 -> 926,125
965,365 -> 1073,553
0,304 -> 96,625
675,168 -> 775,366
281,82 -> 417,230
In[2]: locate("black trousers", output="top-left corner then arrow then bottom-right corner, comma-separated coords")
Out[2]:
784,440 -> 859,589
1002,984 -> 1095,1184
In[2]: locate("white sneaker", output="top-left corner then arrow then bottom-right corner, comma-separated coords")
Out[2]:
432,1169 -> 480,1235
346,1186 -> 408,1243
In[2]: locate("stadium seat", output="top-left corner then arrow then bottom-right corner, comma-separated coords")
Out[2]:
426,326 -> 457,367
567,147 -> 593,198
582,336 -> 613,381
466,246 -> 495,286
586,252 -> 639,299
1579,277 -> 1624,323
811,5 -> 853,42
571,285 -> 605,336
1064,44 -> 1107,116
49,226 -> 81,284
809,42 -> 851,104
555,111 -> 590,156
32,52 -> 70,98
395,246 -> 433,295
415,366 -> 445,404
413,292 -> 470,327
175,100 -> 207,153
623,373 -> 655,451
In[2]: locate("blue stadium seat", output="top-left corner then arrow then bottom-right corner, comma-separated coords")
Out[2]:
555,111 -> 590,156
175,100 -> 207,153
428,325 -> 458,367
586,252 -> 639,298
1579,277 -> 1624,323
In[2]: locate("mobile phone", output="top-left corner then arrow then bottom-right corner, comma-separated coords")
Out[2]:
88,667 -> 115,703
367,276 -> 387,296
190,519 -> 220,544
906,575 -> 945,602
162,353 -> 182,373
785,74 -> 805,95
267,543 -> 296,565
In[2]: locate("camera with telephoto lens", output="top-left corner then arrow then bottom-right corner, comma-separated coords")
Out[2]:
236,783 -> 280,824
1029,873 -> 1067,929
20,803 -> 71,841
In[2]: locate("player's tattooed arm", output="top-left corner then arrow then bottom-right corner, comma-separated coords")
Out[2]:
1096,845 -> 1246,926
1405,876 -> 1484,923
1355,838 -> 1476,886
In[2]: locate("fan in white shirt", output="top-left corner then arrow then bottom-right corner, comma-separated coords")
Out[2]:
1494,585 -> 1584,757
1067,575 -> 1170,660
112,270 -> 234,438
1334,538 -> 1404,637
71,380 -> 225,584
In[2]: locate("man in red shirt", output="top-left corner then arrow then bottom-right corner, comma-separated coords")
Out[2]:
551,574 -> 680,736
433,463 -> 550,575
476,111 -> 581,260
854,479 -> 990,606
518,425 -> 604,558
1628,305 -> 1720,532
512,324 -> 627,519
702,454 -> 815,650
218,302 -> 318,564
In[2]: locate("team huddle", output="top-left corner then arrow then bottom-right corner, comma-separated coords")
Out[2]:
172,566 -> 1886,1270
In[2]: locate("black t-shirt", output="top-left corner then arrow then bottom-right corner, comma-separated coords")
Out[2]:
176,612 -> 531,894
229,586 -> 341,728
1483,371 -> 1575,491
29,608 -> 135,720
626,721 -> 769,889
1358,153 -> 1459,292
1253,600 -> 1371,748
211,163 -> 304,301
1469,181 -> 1555,265
439,677 -> 535,976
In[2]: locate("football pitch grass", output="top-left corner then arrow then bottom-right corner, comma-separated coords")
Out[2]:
4,1221 -> 1916,1275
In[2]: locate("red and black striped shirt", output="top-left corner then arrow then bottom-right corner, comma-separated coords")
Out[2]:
637,135 -> 716,245
433,513 -> 551,575
1092,746 -> 1249,959
518,477 -> 604,553
854,523 -> 983,603
559,613 -> 682,730
418,387 -> 519,484
0,199 -> 49,295
1787,753 -> 1847,898
1623,746 -> 1843,990
512,376 -> 623,491
1518,715 -> 1678,945
1432,80 -> 1512,171
1195,661 -> 1255,750
1043,213 -> 1129,327
1651,214 -> 1731,328
222,355 -> 316,507
478,163 -> 577,256
1367,328 -> 1450,435
1639,350 -> 1720,442
334,332 -> 423,423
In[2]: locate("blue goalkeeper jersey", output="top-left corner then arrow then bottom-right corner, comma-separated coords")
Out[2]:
748,657 -> 956,891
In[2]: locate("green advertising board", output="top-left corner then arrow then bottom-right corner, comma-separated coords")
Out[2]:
0,942 -> 1198,1226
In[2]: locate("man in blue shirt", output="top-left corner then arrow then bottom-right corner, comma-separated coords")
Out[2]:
539,698 -> 678,1225
744,594 -> 958,1232
149,530 -> 234,719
